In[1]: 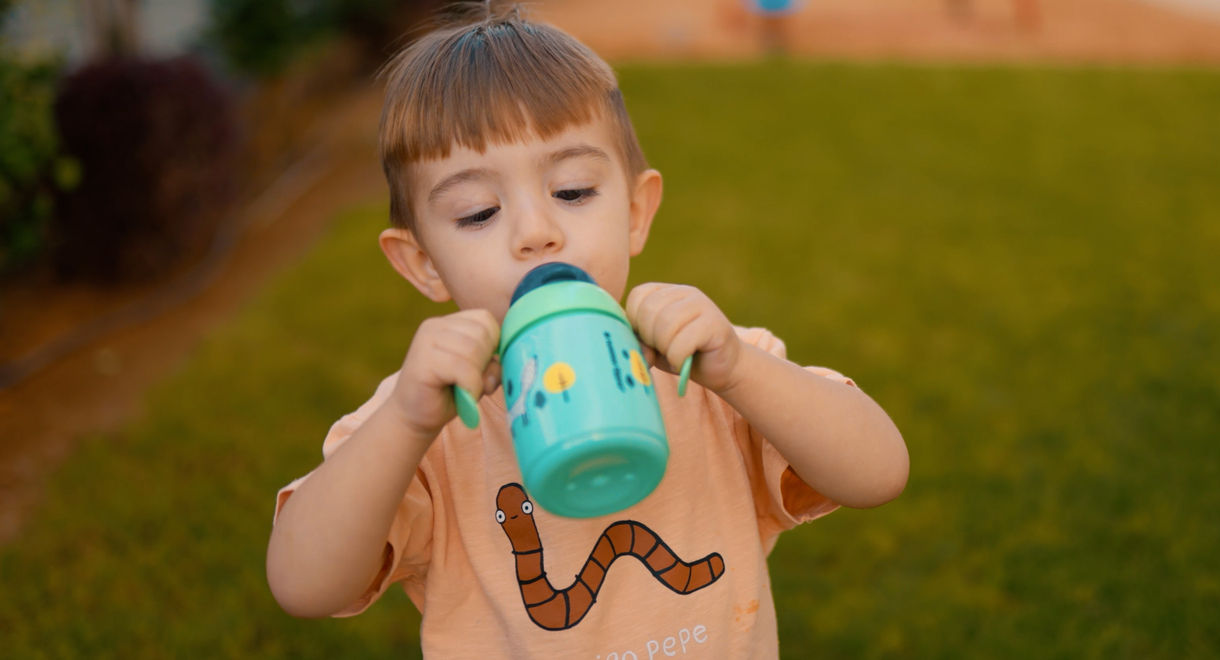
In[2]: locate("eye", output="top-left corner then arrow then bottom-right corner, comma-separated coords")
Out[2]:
457,206 -> 498,229
553,187 -> 598,204
495,509 -> 506,523
521,501 -> 534,515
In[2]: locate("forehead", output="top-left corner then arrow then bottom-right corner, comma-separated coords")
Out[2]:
407,114 -> 624,194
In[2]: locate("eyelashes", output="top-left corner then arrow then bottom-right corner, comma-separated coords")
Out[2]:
456,206 -> 498,229
454,187 -> 599,229
554,187 -> 598,203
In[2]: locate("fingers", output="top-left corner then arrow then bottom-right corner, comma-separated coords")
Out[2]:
407,309 -> 500,397
625,282 -> 742,391
437,309 -> 500,398
626,283 -> 720,372
394,309 -> 503,437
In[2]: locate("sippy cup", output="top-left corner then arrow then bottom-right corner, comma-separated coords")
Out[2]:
454,262 -> 690,518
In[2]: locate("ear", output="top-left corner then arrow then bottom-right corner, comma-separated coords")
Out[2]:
627,168 -> 663,257
378,228 -> 452,303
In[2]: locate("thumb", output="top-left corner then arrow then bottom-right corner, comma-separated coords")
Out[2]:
639,341 -> 674,373
482,358 -> 502,394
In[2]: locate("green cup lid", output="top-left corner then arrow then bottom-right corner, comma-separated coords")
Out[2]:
499,273 -> 627,355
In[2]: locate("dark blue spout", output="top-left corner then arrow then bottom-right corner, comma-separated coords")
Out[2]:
510,262 -> 596,305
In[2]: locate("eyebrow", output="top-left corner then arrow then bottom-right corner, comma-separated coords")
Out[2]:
426,145 -> 610,203
428,168 -> 494,203
543,144 -> 611,167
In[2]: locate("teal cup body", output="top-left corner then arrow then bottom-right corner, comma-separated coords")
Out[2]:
500,263 -> 668,518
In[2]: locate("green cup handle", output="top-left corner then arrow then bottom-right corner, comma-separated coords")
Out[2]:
453,386 -> 480,429
678,354 -> 693,397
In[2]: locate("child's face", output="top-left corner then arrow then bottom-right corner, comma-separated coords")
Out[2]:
382,114 -> 662,321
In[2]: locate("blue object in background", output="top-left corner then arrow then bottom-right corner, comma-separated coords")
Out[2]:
751,0 -> 801,15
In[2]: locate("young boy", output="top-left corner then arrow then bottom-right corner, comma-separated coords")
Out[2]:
267,5 -> 908,657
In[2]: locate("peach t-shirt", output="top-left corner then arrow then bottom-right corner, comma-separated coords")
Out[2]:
275,327 -> 854,658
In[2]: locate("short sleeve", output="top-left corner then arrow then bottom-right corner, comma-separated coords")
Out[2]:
272,373 -> 436,616
730,328 -> 856,546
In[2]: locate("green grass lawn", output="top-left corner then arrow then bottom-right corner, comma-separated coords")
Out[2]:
2,61 -> 1218,658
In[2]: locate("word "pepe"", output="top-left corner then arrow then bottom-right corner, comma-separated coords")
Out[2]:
597,623 -> 710,660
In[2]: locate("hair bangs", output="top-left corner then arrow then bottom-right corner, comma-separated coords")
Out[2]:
379,13 -> 647,229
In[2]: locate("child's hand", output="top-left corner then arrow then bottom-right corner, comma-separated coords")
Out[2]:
391,310 -> 501,439
625,283 -> 742,394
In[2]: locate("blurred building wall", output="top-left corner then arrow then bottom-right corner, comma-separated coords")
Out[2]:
1140,0 -> 1220,18
3,0 -> 208,63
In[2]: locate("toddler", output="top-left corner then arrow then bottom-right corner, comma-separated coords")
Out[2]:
267,5 -> 908,657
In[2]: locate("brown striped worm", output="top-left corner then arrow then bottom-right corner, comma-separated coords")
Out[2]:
495,483 -> 726,631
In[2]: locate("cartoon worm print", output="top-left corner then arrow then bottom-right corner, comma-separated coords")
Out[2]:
495,483 -> 726,631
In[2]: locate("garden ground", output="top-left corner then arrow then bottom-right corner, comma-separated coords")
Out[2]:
2,0 -> 1219,544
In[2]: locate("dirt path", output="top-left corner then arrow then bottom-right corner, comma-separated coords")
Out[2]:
0,85 -> 387,542
2,0 -> 1218,544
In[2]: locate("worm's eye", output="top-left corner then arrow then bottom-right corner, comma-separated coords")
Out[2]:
495,510 -> 506,523
521,501 -> 534,515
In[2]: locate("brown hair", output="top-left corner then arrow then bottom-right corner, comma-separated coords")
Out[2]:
378,4 -> 648,230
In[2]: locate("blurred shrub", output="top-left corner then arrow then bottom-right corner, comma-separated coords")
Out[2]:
0,49 -> 77,273
51,56 -> 238,282
206,0 -> 329,77
326,0 -> 448,62
206,0 -> 446,77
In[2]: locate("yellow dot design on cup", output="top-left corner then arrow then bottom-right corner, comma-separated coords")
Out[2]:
543,362 -> 577,394
628,350 -> 652,387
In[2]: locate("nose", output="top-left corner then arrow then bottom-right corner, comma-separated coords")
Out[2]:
511,203 -> 564,259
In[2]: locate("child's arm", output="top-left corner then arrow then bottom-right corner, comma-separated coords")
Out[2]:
627,283 -> 908,509
266,310 -> 500,618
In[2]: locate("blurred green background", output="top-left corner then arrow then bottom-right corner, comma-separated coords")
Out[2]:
1,59 -> 1217,657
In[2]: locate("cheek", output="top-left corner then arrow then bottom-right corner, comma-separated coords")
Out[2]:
445,276 -> 513,321
595,255 -> 632,301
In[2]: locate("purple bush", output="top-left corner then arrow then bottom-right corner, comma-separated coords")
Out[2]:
52,55 -> 239,282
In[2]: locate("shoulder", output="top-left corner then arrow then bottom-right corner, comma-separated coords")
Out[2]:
732,325 -> 855,387
733,325 -> 786,359
320,372 -> 401,458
